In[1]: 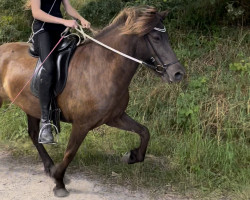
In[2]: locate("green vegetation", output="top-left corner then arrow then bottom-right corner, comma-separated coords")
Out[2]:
0,0 -> 249,199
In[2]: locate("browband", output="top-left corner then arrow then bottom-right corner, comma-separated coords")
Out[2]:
153,27 -> 166,32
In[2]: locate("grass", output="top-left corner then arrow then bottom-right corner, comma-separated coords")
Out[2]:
0,17 -> 250,200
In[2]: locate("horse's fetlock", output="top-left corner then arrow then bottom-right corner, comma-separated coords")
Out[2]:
50,165 -> 61,180
44,163 -> 54,176
128,148 -> 144,164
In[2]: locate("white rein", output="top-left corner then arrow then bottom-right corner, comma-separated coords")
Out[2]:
75,25 -> 166,66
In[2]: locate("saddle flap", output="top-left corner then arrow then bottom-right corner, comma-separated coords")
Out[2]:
30,34 -> 80,98
30,58 -> 43,98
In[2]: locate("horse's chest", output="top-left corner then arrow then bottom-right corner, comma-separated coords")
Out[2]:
98,91 -> 129,116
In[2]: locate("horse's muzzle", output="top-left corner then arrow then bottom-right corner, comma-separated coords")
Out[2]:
161,64 -> 185,83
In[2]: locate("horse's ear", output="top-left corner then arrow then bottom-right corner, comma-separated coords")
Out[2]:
158,10 -> 169,20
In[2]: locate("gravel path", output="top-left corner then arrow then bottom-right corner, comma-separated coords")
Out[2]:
0,150 -> 189,200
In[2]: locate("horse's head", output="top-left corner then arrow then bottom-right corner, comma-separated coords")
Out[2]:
144,11 -> 185,83
119,6 -> 185,83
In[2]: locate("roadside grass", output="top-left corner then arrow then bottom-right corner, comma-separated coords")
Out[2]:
0,27 -> 249,199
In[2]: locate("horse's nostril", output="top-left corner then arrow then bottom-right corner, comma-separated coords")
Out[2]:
174,72 -> 183,80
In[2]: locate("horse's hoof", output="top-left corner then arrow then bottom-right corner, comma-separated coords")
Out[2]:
53,187 -> 69,197
121,152 -> 131,163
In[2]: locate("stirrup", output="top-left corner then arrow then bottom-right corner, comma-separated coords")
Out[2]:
38,123 -> 59,144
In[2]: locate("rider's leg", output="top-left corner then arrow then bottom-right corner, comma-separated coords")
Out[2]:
35,31 -> 60,144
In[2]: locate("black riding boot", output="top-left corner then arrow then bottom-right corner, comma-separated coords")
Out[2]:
38,67 -> 55,144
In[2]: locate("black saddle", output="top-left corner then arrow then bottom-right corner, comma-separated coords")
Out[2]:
30,34 -> 80,98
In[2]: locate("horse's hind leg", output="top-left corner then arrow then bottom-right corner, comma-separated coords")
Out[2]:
107,112 -> 150,164
27,114 -> 54,175
51,124 -> 88,197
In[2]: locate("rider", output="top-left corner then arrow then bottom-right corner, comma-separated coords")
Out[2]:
29,0 -> 90,144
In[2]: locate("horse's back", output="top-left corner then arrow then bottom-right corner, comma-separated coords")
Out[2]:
0,43 -> 24,101
0,42 -> 34,87
0,42 -> 29,55
0,42 -> 33,68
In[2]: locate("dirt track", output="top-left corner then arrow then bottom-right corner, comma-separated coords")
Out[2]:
0,149 -> 189,200
0,150 -> 152,200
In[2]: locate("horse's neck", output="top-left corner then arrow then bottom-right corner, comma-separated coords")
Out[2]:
92,31 -> 139,86
69,29 -> 141,98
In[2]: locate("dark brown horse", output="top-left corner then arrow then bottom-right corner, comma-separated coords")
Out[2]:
0,6 -> 185,197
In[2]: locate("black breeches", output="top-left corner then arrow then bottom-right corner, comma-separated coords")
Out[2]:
33,31 -> 61,119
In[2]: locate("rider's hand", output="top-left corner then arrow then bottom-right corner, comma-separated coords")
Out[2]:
63,19 -> 78,29
80,18 -> 91,29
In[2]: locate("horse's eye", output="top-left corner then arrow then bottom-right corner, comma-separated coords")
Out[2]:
153,36 -> 161,41
149,34 -> 161,41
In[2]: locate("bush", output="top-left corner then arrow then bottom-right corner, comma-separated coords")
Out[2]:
78,0 -> 249,30
0,0 -> 31,44
0,0 -> 248,44
164,0 -> 249,29
79,0 -> 124,27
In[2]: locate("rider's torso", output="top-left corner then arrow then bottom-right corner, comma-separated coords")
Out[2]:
33,0 -> 65,32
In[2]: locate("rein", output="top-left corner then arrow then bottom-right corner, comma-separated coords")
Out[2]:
75,25 -> 177,75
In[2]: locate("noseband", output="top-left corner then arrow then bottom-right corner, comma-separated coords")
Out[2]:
144,26 -> 179,75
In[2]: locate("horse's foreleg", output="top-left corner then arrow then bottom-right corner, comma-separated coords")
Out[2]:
51,124 -> 88,197
107,112 -> 150,164
27,114 -> 54,175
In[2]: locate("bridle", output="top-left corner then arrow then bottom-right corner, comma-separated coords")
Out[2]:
75,25 -> 179,76
143,27 -> 179,75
